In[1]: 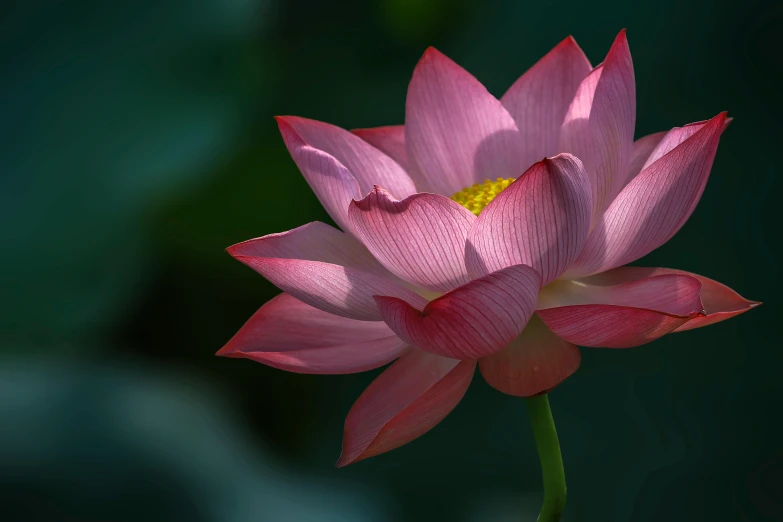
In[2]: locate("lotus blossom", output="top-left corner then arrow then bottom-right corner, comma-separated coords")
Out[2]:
218,30 -> 757,467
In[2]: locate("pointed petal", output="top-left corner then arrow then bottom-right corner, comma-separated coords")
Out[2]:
565,112 -> 727,277
501,36 -> 592,168
374,264 -> 541,359
348,187 -> 475,292
536,274 -> 704,347
277,116 -> 417,200
351,125 -> 410,173
338,349 -> 475,466
559,30 -> 636,220
479,314 -> 581,397
276,119 -> 360,232
405,47 -> 523,196
624,131 -> 666,187
576,266 -> 760,332
228,222 -> 427,320
217,293 -> 407,374
466,154 -> 592,285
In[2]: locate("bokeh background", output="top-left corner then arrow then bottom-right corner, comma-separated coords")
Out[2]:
2,0 -> 781,520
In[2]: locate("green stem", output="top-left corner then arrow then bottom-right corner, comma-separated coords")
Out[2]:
525,394 -> 566,522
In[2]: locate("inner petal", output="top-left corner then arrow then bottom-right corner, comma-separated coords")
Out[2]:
451,177 -> 515,216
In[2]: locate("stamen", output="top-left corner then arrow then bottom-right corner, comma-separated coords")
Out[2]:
450,177 -> 515,216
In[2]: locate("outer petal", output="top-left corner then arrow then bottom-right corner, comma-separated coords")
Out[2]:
374,264 -> 541,359
501,36 -> 592,168
565,112 -> 727,277
536,274 -> 705,348
349,187 -> 475,292
338,349 -> 475,466
228,222 -> 427,320
405,47 -> 524,196
217,293 -> 407,374
577,266 -> 760,332
351,125 -> 410,173
277,116 -> 417,200
624,131 -> 666,187
466,154 -> 592,285
479,315 -> 581,397
559,30 -> 636,221
275,120 -> 360,232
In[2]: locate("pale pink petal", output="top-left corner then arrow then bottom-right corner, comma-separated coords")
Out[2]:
624,131 -> 666,187
338,349 -> 475,466
348,187 -> 475,292
501,36 -> 592,168
217,293 -> 407,374
559,30 -> 636,221
565,112 -> 727,278
228,222 -> 427,320
536,274 -> 704,348
276,119 -> 360,233
351,125 -> 410,173
479,315 -> 581,397
405,47 -> 524,196
466,154 -> 592,285
277,116 -> 417,200
374,264 -> 541,359
577,266 -> 760,332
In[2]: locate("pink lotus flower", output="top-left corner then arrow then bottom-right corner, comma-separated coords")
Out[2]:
218,30 -> 757,467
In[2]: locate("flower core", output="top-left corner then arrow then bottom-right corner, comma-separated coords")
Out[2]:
451,178 -> 515,216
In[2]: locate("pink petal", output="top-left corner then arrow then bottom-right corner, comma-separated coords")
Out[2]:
559,30 -> 636,221
405,47 -> 523,196
466,154 -> 592,285
217,293 -> 407,374
277,116 -> 417,200
479,315 -> 581,397
536,274 -> 704,348
348,187 -> 475,292
501,36 -> 592,168
276,119 -> 360,233
374,264 -> 541,359
577,266 -> 760,332
624,118 -> 731,190
338,349 -> 475,466
565,112 -> 727,278
624,131 -> 666,187
228,222 -> 427,320
351,125 -> 410,173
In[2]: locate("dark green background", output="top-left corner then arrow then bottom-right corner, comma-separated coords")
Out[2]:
2,0 -> 780,520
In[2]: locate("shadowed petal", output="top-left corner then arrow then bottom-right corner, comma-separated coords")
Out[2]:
405,47 -> 523,196
559,30 -> 636,221
479,315 -> 581,397
349,187 -> 475,292
537,274 -> 704,347
228,222 -> 427,320
338,349 -> 475,466
217,293 -> 407,374
277,116 -> 417,200
466,154 -> 592,285
276,120 -> 360,232
501,36 -> 592,168
576,266 -> 760,332
352,125 -> 410,173
565,112 -> 727,278
374,264 -> 541,359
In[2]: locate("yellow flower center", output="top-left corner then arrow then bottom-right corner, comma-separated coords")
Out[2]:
450,177 -> 516,216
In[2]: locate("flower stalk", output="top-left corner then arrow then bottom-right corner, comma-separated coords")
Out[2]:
526,394 -> 566,522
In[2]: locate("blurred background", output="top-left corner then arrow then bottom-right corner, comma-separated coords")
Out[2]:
1,0 -> 780,520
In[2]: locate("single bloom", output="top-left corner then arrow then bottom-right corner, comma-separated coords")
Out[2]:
218,30 -> 758,466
